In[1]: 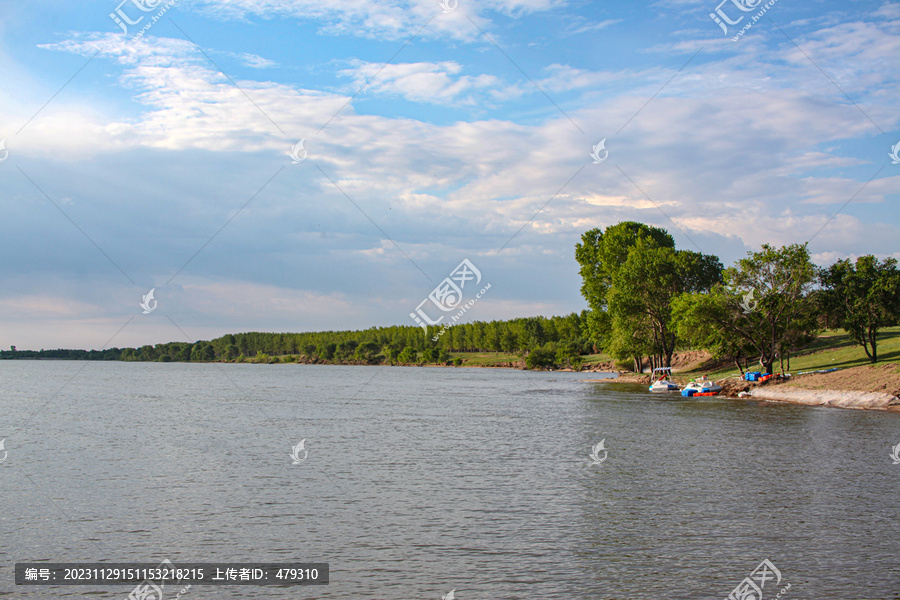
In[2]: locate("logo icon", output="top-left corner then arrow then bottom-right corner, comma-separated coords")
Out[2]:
590,139 -> 608,164
140,288 -> 157,314
890,141 -> 900,165
410,259 -> 482,331
439,0 -> 458,12
109,0 -> 160,35
442,589 -> 455,600
589,439 -> 607,465
740,289 -> 758,314
0,139 -> 8,163
290,139 -> 307,164
290,439 -> 308,464
726,558 -> 784,600
709,0 -> 762,35
0,439 -> 7,464
890,442 -> 900,464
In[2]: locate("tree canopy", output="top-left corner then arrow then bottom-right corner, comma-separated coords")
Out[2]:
672,243 -> 819,374
819,255 -> 900,363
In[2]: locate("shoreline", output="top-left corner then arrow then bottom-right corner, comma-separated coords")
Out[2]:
747,387 -> 900,411
585,372 -> 900,412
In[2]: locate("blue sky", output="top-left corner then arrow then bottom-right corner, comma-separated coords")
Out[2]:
0,0 -> 898,349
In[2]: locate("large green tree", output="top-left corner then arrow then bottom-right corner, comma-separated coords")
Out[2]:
607,238 -> 722,368
819,255 -> 900,362
575,222 -> 674,349
673,243 -> 818,374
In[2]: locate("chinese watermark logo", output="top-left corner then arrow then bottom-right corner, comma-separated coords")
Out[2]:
710,0 -> 779,41
442,589 -> 455,600
125,558 -> 191,600
410,259 -> 491,341
290,439 -> 308,464
726,559 -> 789,600
0,439 -> 7,464
0,139 -> 8,164
290,140 -> 307,164
590,139 -> 608,164
439,0 -> 458,13
889,141 -> 900,165
140,288 -> 157,314
890,442 -> 900,465
110,0 -> 180,40
740,289 -> 758,314
589,439 -> 607,465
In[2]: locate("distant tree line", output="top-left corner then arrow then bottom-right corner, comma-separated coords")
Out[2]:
1,314 -> 596,369
0,347 -> 122,361
4,222 -> 897,373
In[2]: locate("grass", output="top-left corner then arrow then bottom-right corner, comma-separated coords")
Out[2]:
680,326 -> 900,381
449,352 -> 521,367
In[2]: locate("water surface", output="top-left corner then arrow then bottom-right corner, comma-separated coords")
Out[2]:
1,361 -> 898,598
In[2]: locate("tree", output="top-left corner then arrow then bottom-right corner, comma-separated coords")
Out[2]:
606,238 -> 722,368
819,255 -> 900,362
521,317 -> 546,350
397,346 -> 418,364
525,345 -> 557,369
575,222 -> 675,348
673,243 -> 818,374
672,291 -> 755,375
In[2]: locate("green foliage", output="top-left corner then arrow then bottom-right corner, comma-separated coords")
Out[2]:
397,346 -> 418,364
525,344 -> 559,370
673,243 -> 818,374
579,223 -> 722,370
575,222 -> 675,347
75,312 -> 592,365
819,255 -> 900,362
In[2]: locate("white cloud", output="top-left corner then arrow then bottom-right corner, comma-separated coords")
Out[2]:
185,0 -> 568,42
4,3 -> 900,351
337,60 -> 505,105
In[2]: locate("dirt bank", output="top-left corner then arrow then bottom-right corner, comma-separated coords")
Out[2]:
784,362 -> 900,396
583,362 -> 900,412
748,386 -> 900,410
746,362 -> 900,411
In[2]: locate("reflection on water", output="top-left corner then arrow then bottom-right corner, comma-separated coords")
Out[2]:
1,362 -> 898,599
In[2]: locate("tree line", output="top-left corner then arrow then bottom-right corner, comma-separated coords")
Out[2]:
576,221 -> 900,374
3,221 -> 897,371
1,314 -> 595,369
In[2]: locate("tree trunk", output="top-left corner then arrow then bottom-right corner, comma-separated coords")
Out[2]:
869,326 -> 878,363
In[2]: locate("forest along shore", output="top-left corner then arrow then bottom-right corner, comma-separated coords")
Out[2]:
586,362 -> 900,412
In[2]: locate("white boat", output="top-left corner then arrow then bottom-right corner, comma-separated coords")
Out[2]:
681,378 -> 723,396
649,367 -> 679,392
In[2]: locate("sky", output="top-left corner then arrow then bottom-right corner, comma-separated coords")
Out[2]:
0,0 -> 898,350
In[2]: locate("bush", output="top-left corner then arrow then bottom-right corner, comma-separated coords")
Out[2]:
525,346 -> 558,370
397,347 -> 418,364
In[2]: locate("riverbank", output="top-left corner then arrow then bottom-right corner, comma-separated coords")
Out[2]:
751,361 -> 900,411
586,362 -> 900,412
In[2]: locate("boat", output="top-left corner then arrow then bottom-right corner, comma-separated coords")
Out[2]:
681,377 -> 723,396
649,367 -> 679,392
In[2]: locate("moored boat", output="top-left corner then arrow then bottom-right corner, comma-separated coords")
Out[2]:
681,377 -> 723,396
649,367 -> 679,392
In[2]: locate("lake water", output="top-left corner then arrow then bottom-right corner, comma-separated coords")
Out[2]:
1,361 -> 898,599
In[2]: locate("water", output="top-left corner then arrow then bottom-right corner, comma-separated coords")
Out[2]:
1,361 -> 898,599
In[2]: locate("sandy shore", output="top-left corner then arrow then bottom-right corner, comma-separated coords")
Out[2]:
583,366 -> 900,412
748,387 -> 900,411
